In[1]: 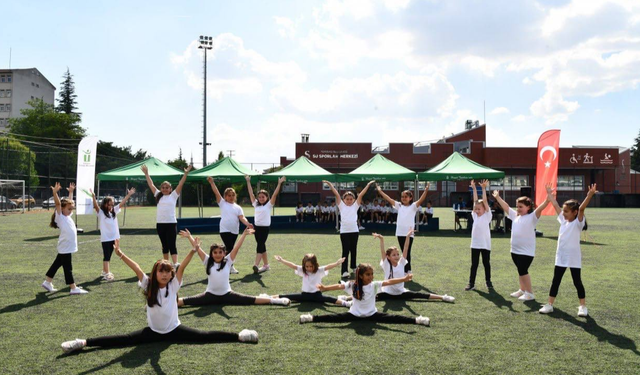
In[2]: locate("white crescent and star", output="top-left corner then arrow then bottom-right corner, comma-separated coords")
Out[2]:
540,146 -> 557,168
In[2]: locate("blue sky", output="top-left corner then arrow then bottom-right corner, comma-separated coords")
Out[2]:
2,0 -> 640,168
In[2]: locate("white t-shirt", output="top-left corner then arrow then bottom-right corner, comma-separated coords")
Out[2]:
471,211 -> 493,250
330,205 -> 337,213
508,208 -> 539,257
338,201 -> 360,233
425,207 -> 434,215
155,191 -> 179,223
304,206 -> 314,214
219,200 -> 244,234
55,211 -> 78,254
98,205 -> 121,242
252,200 -> 272,227
380,258 -> 408,295
296,266 -> 328,293
139,274 -> 181,334
395,202 -> 419,237
296,206 -> 304,213
556,214 -> 585,268
344,281 -> 383,317
203,254 -> 233,295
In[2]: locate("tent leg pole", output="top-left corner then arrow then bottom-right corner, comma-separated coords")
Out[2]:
96,181 -> 100,230
123,183 -> 127,227
415,177 -> 419,233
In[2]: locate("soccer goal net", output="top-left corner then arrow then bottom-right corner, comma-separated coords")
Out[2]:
0,179 -> 26,213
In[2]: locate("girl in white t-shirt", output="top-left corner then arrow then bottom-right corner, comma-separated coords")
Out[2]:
420,201 -> 434,225
89,187 -> 135,281
539,184 -> 597,317
493,188 -> 552,301
142,164 -> 192,267
269,254 -> 350,306
42,182 -> 87,295
329,201 -> 337,222
323,180 -> 375,279
465,180 -> 493,291
177,228 -> 290,307
295,202 -> 304,222
245,175 -> 286,274
300,263 -> 430,326
374,231 -> 454,302
377,183 -> 430,274
60,237 -> 258,352
208,177 -> 253,274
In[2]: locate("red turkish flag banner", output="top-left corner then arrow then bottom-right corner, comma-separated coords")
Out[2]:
536,130 -> 561,216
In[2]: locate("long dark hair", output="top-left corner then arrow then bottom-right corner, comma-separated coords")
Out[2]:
155,182 -> 172,204
49,198 -> 73,228
301,253 -> 319,275
255,190 -> 270,206
352,263 -> 373,301
385,246 -> 399,279
146,260 -> 175,308
516,196 -> 536,214
101,196 -> 116,219
206,243 -> 227,275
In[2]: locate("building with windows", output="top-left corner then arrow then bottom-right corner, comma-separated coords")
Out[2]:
0,68 -> 56,130
277,124 -> 640,206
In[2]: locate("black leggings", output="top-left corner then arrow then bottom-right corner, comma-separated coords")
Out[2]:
220,232 -> 238,255
549,266 -> 586,299
101,241 -> 115,262
312,312 -> 416,324
397,236 -> 414,272
46,253 -> 74,285
85,325 -> 239,348
377,291 -> 431,301
279,291 -> 338,304
511,253 -> 534,276
254,226 -> 269,254
469,248 -> 491,286
156,223 -> 177,255
340,232 -> 359,273
182,291 -> 257,306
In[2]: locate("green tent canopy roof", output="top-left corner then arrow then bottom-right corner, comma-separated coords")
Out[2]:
417,152 -> 505,181
97,157 -> 184,182
188,157 -> 258,183
256,156 -> 335,183
336,154 -> 416,182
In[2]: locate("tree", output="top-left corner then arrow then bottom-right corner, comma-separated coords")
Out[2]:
56,68 -> 81,120
167,148 -> 188,170
0,137 -> 39,187
632,128 -> 640,172
10,98 -> 84,140
218,151 -> 224,161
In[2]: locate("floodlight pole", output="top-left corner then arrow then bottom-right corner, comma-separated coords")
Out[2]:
199,35 -> 213,168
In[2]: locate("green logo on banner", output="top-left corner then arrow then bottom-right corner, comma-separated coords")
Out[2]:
83,149 -> 91,163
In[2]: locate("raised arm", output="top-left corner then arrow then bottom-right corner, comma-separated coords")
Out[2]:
356,180 -> 375,205
175,235 -> 200,283
381,273 -> 413,287
375,184 -> 395,206
113,239 -> 145,282
274,255 -> 298,270
545,183 -> 561,215
245,175 -> 256,204
578,184 -> 597,222
207,176 -> 222,204
480,180 -> 491,212
118,187 -> 136,209
373,232 -> 386,261
179,229 -> 207,262
323,180 -> 341,204
414,182 -> 430,207
229,227 -> 255,262
492,190 -> 510,213
141,165 -> 158,195
89,188 -> 100,213
533,192 -> 552,219
269,176 -> 286,205
51,182 -> 62,215
323,257 -> 345,271
67,183 -> 75,200
402,229 -> 413,259
239,215 -> 253,229
317,282 -> 346,292
174,165 -> 192,196
471,180 -> 478,204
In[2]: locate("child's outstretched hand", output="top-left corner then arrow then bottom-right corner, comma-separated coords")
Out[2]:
492,190 -> 501,199
278,176 -> 286,184
316,283 -> 327,292
184,165 -> 193,174
140,165 -> 148,174
207,176 -> 214,184
587,183 -> 598,196
244,174 -> 251,182
470,180 -> 475,188
274,255 -> 283,262
336,257 -> 345,264
127,187 -> 136,196
68,183 -> 76,193
480,180 -> 489,189
243,228 -> 255,236
51,182 -> 62,194
404,274 -> 413,282
113,239 -> 122,257
372,232 -> 383,240
406,228 -> 415,237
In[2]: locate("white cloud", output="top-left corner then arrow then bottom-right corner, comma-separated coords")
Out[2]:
274,16 -> 297,39
490,107 -> 510,115
511,114 -> 527,122
460,55 -> 501,77
529,91 -> 580,124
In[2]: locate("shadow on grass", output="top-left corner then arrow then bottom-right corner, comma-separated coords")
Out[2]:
230,273 -> 266,288
180,304 -> 233,320
0,292 -> 69,315
380,299 -> 420,316
522,299 -> 543,312
294,302 -> 333,313
312,320 -> 418,336
473,289 -> 517,313
549,308 -> 640,356
77,276 -> 140,291
406,281 -> 434,294
23,235 -> 60,242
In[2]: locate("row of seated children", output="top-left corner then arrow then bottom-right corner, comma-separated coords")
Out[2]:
295,201 -> 338,223
361,199 -> 434,225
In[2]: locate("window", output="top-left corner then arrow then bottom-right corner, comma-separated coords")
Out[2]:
6,89 -> 10,98
282,182 -> 297,193
0,119 -> 4,126
404,181 -> 437,191
490,176 -> 529,191
0,75 -> 4,83
0,90 -> 4,98
31,96 -> 34,99
31,82 -> 35,86
36,83 -> 39,88
0,105 -> 4,112
381,181 -> 399,190
7,75 -> 11,82
5,104 -> 10,112
557,175 -> 584,191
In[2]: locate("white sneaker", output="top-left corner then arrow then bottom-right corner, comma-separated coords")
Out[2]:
416,316 -> 430,326
539,304 -> 554,314
41,281 -> 57,292
102,272 -> 114,281
510,289 -> 524,298
258,293 -> 271,298
174,263 -> 180,271
358,225 -> 365,230
299,314 -> 313,324
578,305 -> 589,317
344,301 -> 353,308
342,272 -> 349,278
272,297 -> 290,306
230,266 -> 239,274
61,339 -> 85,353
518,291 -> 535,301
70,287 -> 89,295
337,295 -> 352,301
442,294 -> 455,303
258,265 -> 270,273
238,329 -> 259,343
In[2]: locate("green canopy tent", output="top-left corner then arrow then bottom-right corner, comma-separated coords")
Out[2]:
97,157 -> 186,225
417,152 -> 505,181
336,154 -> 416,182
255,156 -> 336,183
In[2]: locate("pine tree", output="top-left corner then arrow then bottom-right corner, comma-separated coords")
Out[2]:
56,68 -> 81,120
218,151 -> 225,161
631,128 -> 640,172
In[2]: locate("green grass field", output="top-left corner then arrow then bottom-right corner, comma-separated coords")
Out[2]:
1,206 -> 639,374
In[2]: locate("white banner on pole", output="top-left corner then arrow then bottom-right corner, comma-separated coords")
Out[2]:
76,136 -> 98,215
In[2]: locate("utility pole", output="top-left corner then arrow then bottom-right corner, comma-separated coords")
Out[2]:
198,35 -> 212,167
